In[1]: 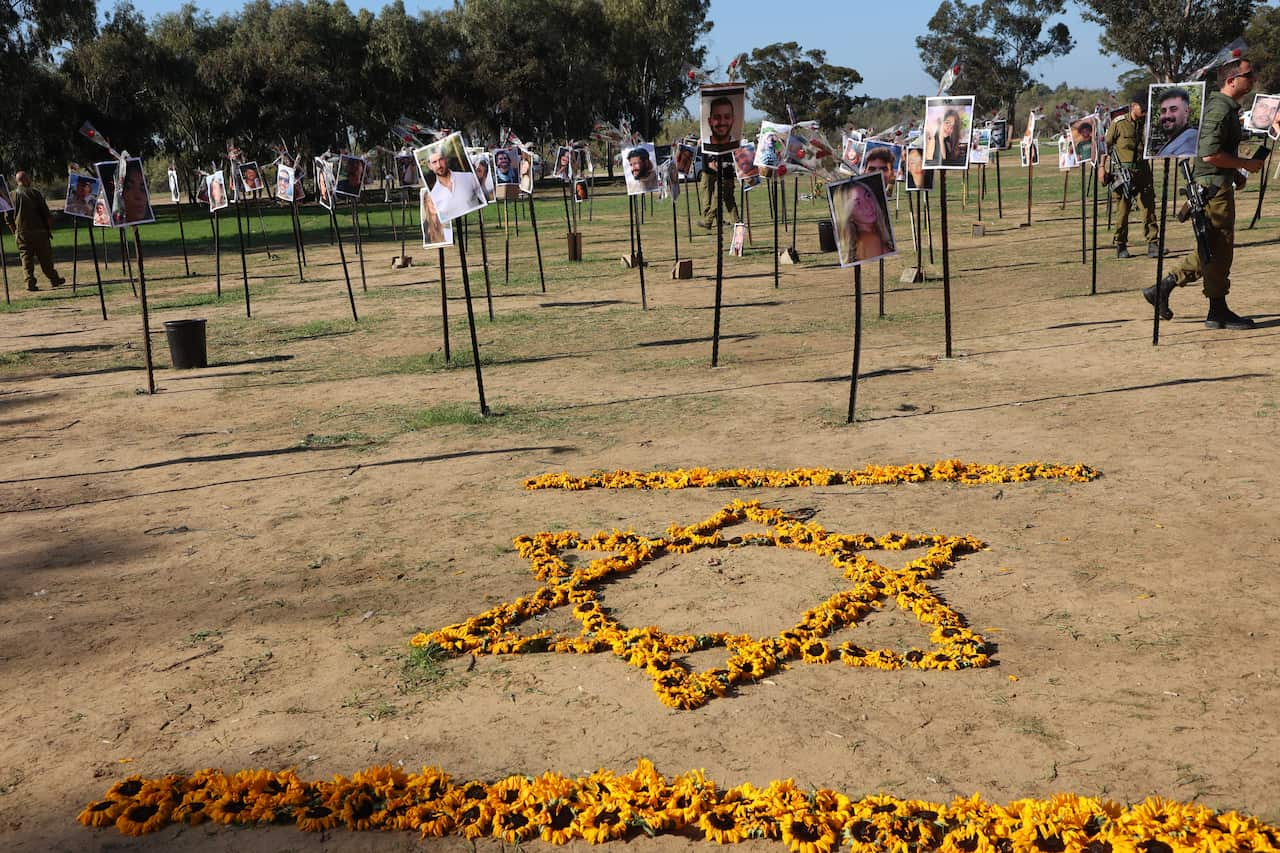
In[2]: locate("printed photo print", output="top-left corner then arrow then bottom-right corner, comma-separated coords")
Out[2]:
415,132 -> 488,222
904,146 -> 934,191
240,161 -> 265,193
0,175 -> 11,213
623,143 -> 661,195
314,157 -> 337,211
754,122 -> 789,172
519,147 -> 536,195
990,119 -> 1009,150
396,153 -> 421,188
827,173 -> 897,268
64,174 -> 100,219
491,148 -> 520,185
675,143 -> 697,179
276,164 -> 295,202
700,83 -> 746,154
785,122 -> 835,174
923,96 -> 975,169
1069,116 -> 1099,164
573,178 -> 589,204
1247,93 -> 1280,137
552,146 -> 572,182
419,186 -> 454,249
729,221 -> 746,257
468,149 -> 495,202
862,142 -> 903,192
94,157 -> 155,227
969,128 -> 991,164
1145,82 -> 1205,159
206,170 -> 230,213
841,135 -> 865,174
167,168 -> 180,203
335,155 -> 367,197
1058,136 -> 1079,171
571,147 -> 591,176
1020,138 -> 1041,168
733,143 -> 761,190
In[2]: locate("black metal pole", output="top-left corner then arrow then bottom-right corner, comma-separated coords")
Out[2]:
290,198 -> 304,282
71,217 -> 79,293
846,264 -> 863,424
995,151 -> 1003,218
175,199 -> 191,276
86,221 -> 106,320
455,237 -> 490,416
1091,163 -> 1099,295
528,193 -> 545,293
684,181 -> 693,241
213,209 -> 222,297
476,207 -> 494,321
772,178 -> 779,288
1026,161 -> 1033,227
790,176 -> 799,250
628,194 -> 637,259
1248,145 -> 1273,230
0,228 -> 8,304
635,196 -> 647,310
926,190 -> 935,264
438,247 -> 450,361
711,154 -> 726,366
1080,164 -> 1087,264
914,191 -> 924,280
1153,159 -> 1171,346
233,199 -> 251,317
940,172 -> 953,359
131,226 -> 156,395
350,199 -> 367,292
120,229 -> 136,296
878,258 -> 885,318
671,189 -> 680,260
331,205 -> 358,322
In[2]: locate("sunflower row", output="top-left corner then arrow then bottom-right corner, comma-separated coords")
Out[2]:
80,760 -> 1280,852
410,500 -> 990,710
522,460 -> 1101,491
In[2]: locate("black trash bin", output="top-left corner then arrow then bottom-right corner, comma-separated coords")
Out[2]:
817,220 -> 837,253
164,319 -> 208,369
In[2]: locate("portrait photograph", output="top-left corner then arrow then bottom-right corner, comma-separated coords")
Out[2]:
314,157 -> 336,211
0,175 -> 11,213
491,148 -> 520,185
396,153 -> 421,188
904,146 -> 934,191
335,154 -> 367,197
552,146 -> 572,182
276,164 -> 295,202
1020,137 -> 1041,168
733,143 -> 761,185
1247,93 -> 1280,137
573,178 -> 589,204
622,143 -> 661,196
729,222 -> 746,257
416,132 -> 488,222
785,122 -> 835,174
94,157 -> 154,227
468,149 -> 495,201
990,119 -> 1009,150
64,174 -> 99,219
827,173 -> 897,268
239,161 -> 265,194
167,168 -> 180,203
419,186 -> 454,249
206,170 -> 229,212
1069,116 -> 1099,163
754,122 -> 789,172
519,147 -> 536,195
1058,136 -> 1079,171
659,156 -> 682,201
922,95 -> 975,169
840,135 -> 865,174
700,83 -> 746,154
289,160 -> 307,202
1022,113 -> 1038,144
970,128 -> 992,165
92,160 -> 119,222
570,147 -> 591,176
862,141 -> 904,188
675,143 -> 697,179
1145,82 -> 1205,159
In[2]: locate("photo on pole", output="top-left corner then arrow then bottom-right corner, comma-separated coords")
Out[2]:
518,147 -> 536,195
64,174 -> 100,219
1246,93 -> 1280,138
276,164 -> 295,202
551,145 -> 572,182
396,153 -> 421,188
904,146 -> 934,191
573,178 -> 589,204
729,222 -> 746,256
622,143 -> 661,195
785,122 -> 836,174
1020,137 -> 1040,168
314,157 -> 336,211
840,135 -> 866,174
754,121 -> 789,174
700,83 -> 746,154
468,149 -> 495,201
95,157 -> 154,227
240,161 -> 265,193
659,154 -> 682,200
1069,115 -> 1099,164
167,167 -> 180,203
827,173 -> 897,268
733,143 -> 761,190
1057,136 -> 1078,171
419,186 -> 454,249
0,175 -> 11,213
415,132 -> 488,222
491,148 -> 520,185
1145,82 -> 1205,159
290,159 -> 307,202
335,154 -> 367,197
922,95 -> 976,169
862,141 -> 904,192
206,170 -> 229,212
675,143 -> 697,179
990,118 -> 1009,150
969,128 -> 991,165
570,147 -> 591,176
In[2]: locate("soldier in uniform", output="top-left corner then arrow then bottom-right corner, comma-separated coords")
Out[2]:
1101,101 -> 1158,258
698,154 -> 739,228
1143,56 -> 1265,330
3,172 -> 66,291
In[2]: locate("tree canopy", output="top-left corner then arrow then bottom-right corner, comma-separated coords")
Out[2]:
739,42 -> 865,127
1079,0 -> 1257,83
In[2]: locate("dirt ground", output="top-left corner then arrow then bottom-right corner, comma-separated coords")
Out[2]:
2,173 -> 1280,852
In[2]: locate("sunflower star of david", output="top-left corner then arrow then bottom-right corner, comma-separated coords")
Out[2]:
413,500 -> 992,710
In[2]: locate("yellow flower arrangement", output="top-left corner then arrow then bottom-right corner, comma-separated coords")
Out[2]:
523,460 -> 1100,491
79,761 -> 1280,849
410,500 -> 990,710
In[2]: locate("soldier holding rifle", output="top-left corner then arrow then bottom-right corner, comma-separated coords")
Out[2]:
1101,101 -> 1158,258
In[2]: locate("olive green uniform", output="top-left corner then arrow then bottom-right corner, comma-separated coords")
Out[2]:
1170,91 -> 1242,298
1103,115 -> 1157,246
699,155 -> 738,227
4,184 -> 63,290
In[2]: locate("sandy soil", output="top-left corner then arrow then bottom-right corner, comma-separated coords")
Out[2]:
2,175 -> 1279,852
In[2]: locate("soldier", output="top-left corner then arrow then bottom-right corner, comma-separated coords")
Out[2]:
1102,100 -> 1158,258
1143,57 -> 1265,330
3,172 -> 66,291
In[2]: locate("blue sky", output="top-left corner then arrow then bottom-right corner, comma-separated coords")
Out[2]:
123,0 -> 1128,99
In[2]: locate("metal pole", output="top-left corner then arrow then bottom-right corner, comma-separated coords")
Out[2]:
438,247 -> 451,361
528,193 -> 545,293
846,264 -> 863,424
455,237 -> 490,416
711,154 -> 726,366
476,207 -> 494,320
131,227 -> 156,395
233,199 -> 251,317
940,172 -> 953,359
86,223 -> 106,320
1152,159 -> 1171,346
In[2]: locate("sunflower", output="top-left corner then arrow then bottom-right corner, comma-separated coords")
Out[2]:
114,799 -> 172,836
171,791 -> 213,826
77,799 -> 124,828
295,803 -> 339,832
699,802 -> 749,844
105,777 -> 145,802
577,802 -> 632,844
339,789 -> 381,830
800,640 -> 832,664
453,801 -> 494,840
537,801 -> 578,844
205,792 -> 252,825
493,807 -> 538,843
781,811 -> 839,853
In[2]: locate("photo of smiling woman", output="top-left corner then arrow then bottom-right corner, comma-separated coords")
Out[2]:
827,173 -> 897,268
923,96 -> 975,169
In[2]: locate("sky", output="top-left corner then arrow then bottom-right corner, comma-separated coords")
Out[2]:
122,0 -> 1129,100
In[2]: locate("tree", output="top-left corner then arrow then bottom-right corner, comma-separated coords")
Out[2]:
1246,2 -> 1280,95
1078,0 -> 1257,83
916,0 -> 1073,124
739,42 -> 864,127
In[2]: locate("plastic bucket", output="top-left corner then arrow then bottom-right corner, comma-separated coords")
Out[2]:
817,220 -> 837,253
164,319 -> 208,369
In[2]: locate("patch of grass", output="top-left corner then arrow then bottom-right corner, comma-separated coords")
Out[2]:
185,629 -> 223,645
401,642 -> 448,692
274,318 -> 362,342
376,348 -> 500,375
149,290 -> 247,311
394,402 -> 491,430
298,431 -> 372,448
0,351 -> 32,368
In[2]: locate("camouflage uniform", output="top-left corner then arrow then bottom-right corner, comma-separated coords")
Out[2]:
1103,114 -> 1157,247
4,182 -> 64,291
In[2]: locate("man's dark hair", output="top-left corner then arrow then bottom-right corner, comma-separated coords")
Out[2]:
1160,87 -> 1191,108
1217,58 -> 1249,85
865,148 -> 894,167
628,147 -> 651,163
709,96 -> 733,115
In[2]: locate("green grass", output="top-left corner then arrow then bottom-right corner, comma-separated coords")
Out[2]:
0,351 -> 31,368
393,403 -> 491,430
273,318 -> 363,342
401,642 -> 448,692
298,431 -> 373,448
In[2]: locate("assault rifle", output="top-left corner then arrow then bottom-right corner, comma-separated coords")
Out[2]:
1180,159 -> 1213,267
1104,148 -> 1137,204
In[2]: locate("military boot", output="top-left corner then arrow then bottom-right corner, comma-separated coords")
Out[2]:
1142,274 -> 1175,321
1204,297 -> 1256,330
1115,243 -> 1130,258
